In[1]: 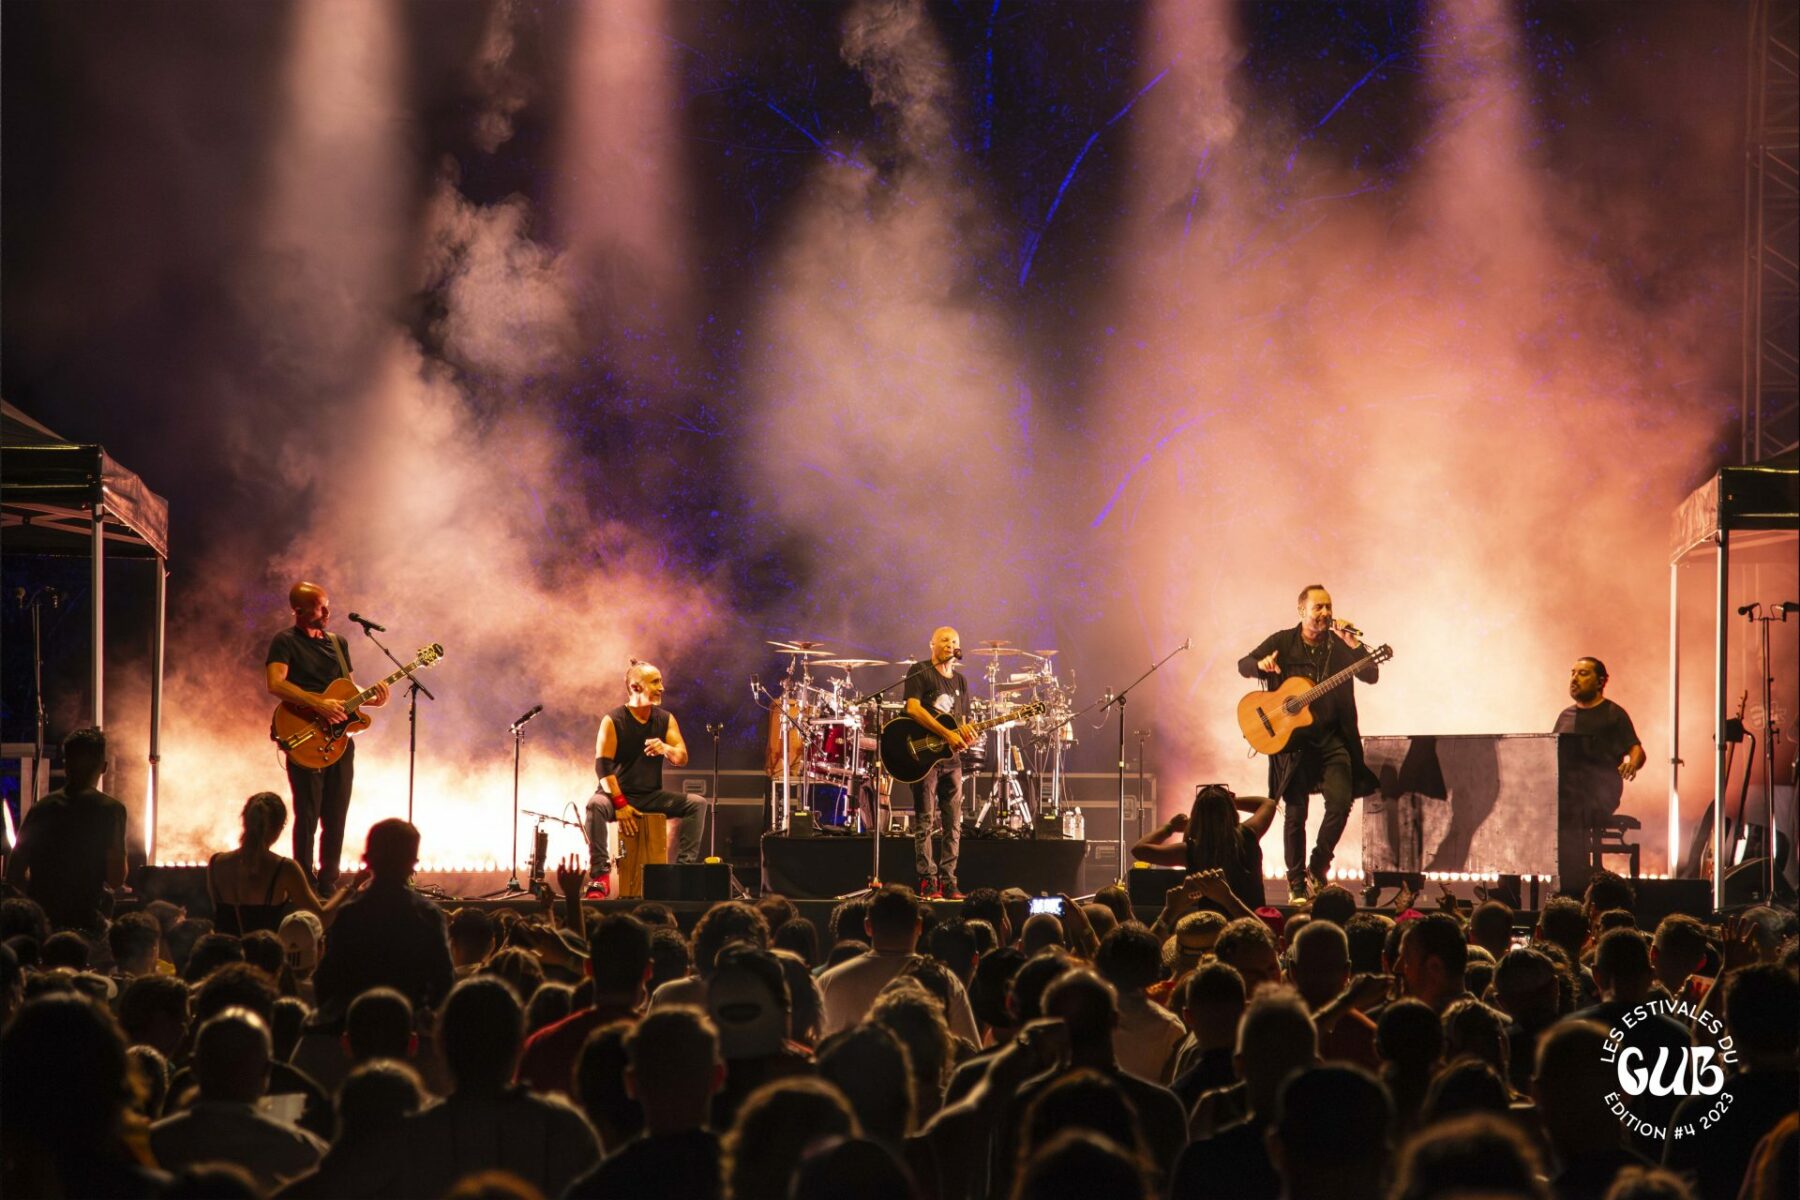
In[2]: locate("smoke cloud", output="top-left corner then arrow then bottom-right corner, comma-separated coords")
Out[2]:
1087,0 -> 1734,871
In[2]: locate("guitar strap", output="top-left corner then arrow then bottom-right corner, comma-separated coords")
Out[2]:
328,633 -> 352,682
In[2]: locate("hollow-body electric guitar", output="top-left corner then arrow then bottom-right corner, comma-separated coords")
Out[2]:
1236,644 -> 1393,756
881,702 -> 1046,784
271,643 -> 445,769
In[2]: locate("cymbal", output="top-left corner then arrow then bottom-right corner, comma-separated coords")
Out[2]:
978,639 -> 1013,648
815,658 -> 888,669
768,640 -> 831,656
1033,649 -> 1059,658
969,646 -> 1022,656
994,679 -> 1036,693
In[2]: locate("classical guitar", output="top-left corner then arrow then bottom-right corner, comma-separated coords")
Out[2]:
881,701 -> 1046,784
271,643 -> 445,770
1236,644 -> 1394,756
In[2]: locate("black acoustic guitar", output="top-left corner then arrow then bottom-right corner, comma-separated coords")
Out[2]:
880,702 -> 1046,784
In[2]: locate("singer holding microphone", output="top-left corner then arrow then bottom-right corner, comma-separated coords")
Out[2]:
1238,584 -> 1380,901
265,581 -> 389,893
582,660 -> 705,898
903,627 -> 977,900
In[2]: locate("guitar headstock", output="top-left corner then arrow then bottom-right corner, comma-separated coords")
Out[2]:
417,643 -> 445,666
1018,701 -> 1047,718
1371,644 -> 1394,664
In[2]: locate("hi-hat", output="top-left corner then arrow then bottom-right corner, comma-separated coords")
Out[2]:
1033,649 -> 1059,658
969,646 -> 1023,657
815,658 -> 888,669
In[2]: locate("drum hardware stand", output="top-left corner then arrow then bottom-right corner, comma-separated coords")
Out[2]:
483,704 -> 543,899
706,722 -> 752,900
355,617 -> 436,827
1734,602 -> 1796,903
1090,638 -> 1190,883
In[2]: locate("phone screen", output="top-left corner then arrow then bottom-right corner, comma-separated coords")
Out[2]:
1028,897 -> 1065,916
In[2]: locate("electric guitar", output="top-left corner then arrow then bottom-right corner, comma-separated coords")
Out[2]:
271,643 -> 444,769
1236,644 -> 1393,755
881,702 -> 1046,783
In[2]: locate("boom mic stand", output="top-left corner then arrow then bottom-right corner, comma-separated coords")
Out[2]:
706,722 -> 752,899
1095,638 -> 1190,884
355,619 -> 435,825
485,704 -> 543,899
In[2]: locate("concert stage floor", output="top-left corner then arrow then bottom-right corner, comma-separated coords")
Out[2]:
759,833 -> 1088,899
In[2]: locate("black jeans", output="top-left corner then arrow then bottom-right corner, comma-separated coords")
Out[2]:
1278,734 -> 1354,882
288,742 -> 354,889
585,788 -> 707,872
911,760 -> 963,887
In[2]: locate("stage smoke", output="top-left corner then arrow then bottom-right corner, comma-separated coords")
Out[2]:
740,0 -> 1043,656
1087,0 -> 1733,870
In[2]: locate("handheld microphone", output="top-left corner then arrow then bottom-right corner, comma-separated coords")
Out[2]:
348,612 -> 386,632
509,704 -> 543,730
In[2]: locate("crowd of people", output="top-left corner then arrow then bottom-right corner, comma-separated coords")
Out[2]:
2,773 -> 1797,1200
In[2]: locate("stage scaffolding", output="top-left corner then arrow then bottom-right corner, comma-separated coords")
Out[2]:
1,401 -> 170,861
1742,0 -> 1798,464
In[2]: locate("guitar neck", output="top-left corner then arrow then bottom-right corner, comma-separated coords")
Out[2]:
345,660 -> 422,714
1294,651 -> 1382,708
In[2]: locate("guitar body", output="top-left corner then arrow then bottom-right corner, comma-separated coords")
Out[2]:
1237,677 -> 1315,756
881,701 -> 1046,784
272,678 -> 370,770
881,716 -> 955,784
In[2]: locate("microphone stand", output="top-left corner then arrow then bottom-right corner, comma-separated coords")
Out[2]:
356,622 -> 435,825
706,722 -> 751,900
1095,639 -> 1190,884
486,705 -> 542,899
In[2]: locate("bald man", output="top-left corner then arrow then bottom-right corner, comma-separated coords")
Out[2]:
583,661 -> 705,897
266,581 -> 389,892
903,627 -> 976,900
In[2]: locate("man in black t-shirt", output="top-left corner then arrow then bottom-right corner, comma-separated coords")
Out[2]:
5,726 -> 127,932
903,626 -> 977,900
266,582 -> 388,892
582,660 -> 706,897
1238,585 -> 1381,902
1552,656 -> 1644,895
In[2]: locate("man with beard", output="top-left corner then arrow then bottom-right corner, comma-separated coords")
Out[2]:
1553,657 -> 1644,895
583,660 -> 706,897
266,582 -> 389,893
1238,585 -> 1381,901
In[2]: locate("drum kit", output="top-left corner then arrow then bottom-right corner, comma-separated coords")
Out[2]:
756,637 -> 1080,838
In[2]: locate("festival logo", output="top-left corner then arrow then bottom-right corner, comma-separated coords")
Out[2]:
1601,997 -> 1737,1144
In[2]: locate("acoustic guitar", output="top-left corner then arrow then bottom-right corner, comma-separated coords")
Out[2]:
881,701 -> 1046,784
271,643 -> 444,769
1236,644 -> 1393,756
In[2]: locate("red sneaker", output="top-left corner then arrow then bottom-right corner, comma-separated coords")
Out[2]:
584,875 -> 612,900
941,884 -> 964,901
917,877 -> 939,900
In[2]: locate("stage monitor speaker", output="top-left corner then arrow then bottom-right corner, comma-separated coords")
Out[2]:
1633,878 -> 1715,927
1128,866 -> 1183,908
1721,859 -> 1798,908
789,812 -> 815,839
644,862 -> 730,902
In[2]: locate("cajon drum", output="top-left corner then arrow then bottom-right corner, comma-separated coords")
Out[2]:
616,812 -> 668,899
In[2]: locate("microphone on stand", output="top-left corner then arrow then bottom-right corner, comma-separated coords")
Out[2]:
1779,601 -> 1798,615
750,674 -> 762,702
348,612 -> 386,632
509,704 -> 543,731
952,648 -> 965,661
1737,603 -> 1761,617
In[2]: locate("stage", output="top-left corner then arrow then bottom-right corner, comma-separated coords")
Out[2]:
759,833 -> 1088,899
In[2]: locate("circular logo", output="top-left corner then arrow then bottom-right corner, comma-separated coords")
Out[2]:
1601,997 -> 1737,1144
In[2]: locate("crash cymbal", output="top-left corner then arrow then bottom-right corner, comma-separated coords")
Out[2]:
1032,649 -> 1059,658
994,679 -> 1036,693
969,646 -> 1023,656
978,639 -> 1013,648
815,658 -> 889,669
767,640 -> 832,656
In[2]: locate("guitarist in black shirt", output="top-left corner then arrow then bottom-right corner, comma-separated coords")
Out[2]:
903,627 -> 977,900
1238,585 -> 1380,901
582,660 -> 706,898
266,582 -> 388,893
